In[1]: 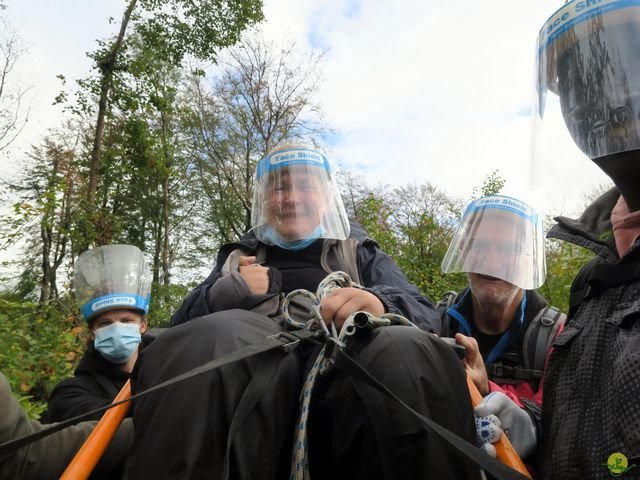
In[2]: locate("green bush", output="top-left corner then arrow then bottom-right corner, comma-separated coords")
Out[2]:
0,297 -> 85,419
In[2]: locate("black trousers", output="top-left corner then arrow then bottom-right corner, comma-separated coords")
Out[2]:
125,310 -> 480,479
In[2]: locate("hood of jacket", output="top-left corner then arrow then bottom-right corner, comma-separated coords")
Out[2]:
75,346 -> 130,381
547,187 -> 623,263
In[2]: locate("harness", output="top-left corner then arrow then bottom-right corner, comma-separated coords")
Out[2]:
438,291 -> 565,388
0,272 -> 530,480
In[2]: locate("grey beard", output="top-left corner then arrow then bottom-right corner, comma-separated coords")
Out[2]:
468,277 -> 521,310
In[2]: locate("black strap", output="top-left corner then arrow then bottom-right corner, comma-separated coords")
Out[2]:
436,290 -> 458,337
486,363 -> 543,381
0,330 -> 316,457
221,348 -> 283,480
330,342 -> 531,480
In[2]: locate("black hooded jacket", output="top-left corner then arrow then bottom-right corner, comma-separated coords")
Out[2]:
540,187 -> 640,478
45,347 -> 130,423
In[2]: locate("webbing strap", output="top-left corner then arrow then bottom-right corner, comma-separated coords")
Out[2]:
331,344 -> 530,480
222,348 -> 284,480
0,330 -> 317,457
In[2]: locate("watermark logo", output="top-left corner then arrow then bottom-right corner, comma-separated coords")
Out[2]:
604,452 -> 637,477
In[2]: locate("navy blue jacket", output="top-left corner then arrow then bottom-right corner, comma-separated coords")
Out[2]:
171,222 -> 441,332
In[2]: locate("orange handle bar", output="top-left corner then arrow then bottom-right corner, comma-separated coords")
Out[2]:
466,375 -> 532,478
60,379 -> 132,480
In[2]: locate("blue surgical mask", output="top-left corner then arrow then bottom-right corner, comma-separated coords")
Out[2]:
94,322 -> 142,364
263,225 -> 324,250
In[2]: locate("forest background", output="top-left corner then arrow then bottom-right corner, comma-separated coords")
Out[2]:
0,0 -> 593,418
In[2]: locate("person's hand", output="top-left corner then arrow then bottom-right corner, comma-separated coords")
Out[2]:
238,256 -> 270,295
474,411 -> 502,458
475,392 -> 538,460
455,333 -> 490,396
319,288 -> 385,330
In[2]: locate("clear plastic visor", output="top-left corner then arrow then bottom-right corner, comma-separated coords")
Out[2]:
441,196 -> 546,290
74,244 -> 152,320
531,1 -> 640,188
251,148 -> 350,245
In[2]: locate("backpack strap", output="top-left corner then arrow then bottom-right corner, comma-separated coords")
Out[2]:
325,237 -> 361,284
436,290 -> 459,337
485,363 -> 544,383
522,305 -> 566,375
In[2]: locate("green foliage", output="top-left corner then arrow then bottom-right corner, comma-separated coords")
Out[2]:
149,282 -> 192,327
472,169 -> 506,199
340,176 -> 468,303
0,296 -> 84,419
136,0 -> 264,67
540,237 -> 592,313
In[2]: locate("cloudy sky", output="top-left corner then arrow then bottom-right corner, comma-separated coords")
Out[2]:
2,0 -> 610,219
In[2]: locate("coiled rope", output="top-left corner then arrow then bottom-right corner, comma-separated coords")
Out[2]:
282,271 -> 418,480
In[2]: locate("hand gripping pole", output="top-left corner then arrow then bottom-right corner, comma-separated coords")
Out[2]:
466,375 -> 532,479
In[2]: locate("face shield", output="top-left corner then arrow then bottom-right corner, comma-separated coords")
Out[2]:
74,244 -> 152,322
531,0 -> 640,211
251,144 -> 350,248
441,196 -> 546,290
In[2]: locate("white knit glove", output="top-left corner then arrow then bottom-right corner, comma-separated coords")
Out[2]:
475,411 -> 502,458
474,392 -> 537,460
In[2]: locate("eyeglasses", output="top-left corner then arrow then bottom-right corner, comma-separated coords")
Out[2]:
467,239 -> 523,257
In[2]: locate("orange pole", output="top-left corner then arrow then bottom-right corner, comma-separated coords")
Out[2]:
466,375 -> 532,478
60,379 -> 132,480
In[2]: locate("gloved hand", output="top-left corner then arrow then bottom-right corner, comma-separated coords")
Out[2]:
475,412 -> 502,458
474,392 -> 537,460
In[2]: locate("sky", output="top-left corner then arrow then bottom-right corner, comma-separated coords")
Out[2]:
1,0 -> 611,223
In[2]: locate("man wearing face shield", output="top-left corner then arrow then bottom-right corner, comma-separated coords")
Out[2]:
439,196 -> 564,462
124,143 -> 482,479
45,245 -> 151,423
532,1 -> 640,477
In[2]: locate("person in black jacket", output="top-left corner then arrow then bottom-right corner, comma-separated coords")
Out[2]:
528,3 -> 640,478
125,142 -> 482,480
0,372 -> 132,480
46,245 -> 152,423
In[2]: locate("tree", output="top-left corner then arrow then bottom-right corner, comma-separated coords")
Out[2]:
388,183 -> 466,300
471,169 -> 505,198
337,173 -> 466,302
1,127 -> 82,305
79,0 -> 264,249
184,35 -> 325,250
0,17 -> 31,154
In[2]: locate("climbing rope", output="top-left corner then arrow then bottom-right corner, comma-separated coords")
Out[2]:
283,271 -> 418,480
